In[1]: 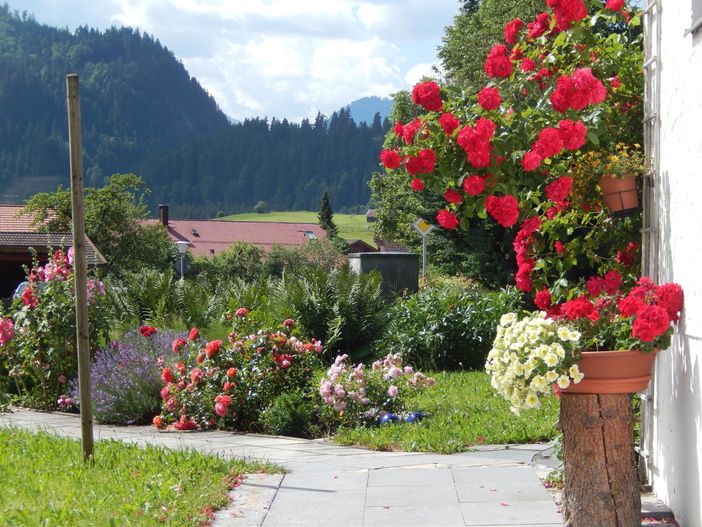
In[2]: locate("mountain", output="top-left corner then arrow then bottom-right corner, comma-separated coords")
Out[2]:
0,5 -> 230,202
347,96 -> 393,125
0,6 -> 388,217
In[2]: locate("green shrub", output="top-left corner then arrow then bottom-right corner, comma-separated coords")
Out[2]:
260,390 -> 317,437
277,264 -> 387,362
378,286 -> 522,371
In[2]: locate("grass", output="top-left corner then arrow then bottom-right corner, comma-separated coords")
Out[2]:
217,211 -> 376,246
0,427 -> 281,526
333,371 -> 560,454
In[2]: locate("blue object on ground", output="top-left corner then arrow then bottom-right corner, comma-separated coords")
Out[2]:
404,411 -> 425,423
379,413 -> 399,425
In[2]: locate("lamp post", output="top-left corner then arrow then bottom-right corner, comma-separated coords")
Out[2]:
176,240 -> 189,279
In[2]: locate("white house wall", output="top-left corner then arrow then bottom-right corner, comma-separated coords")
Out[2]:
651,2 -> 702,525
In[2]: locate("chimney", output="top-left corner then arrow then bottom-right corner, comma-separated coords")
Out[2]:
159,204 -> 169,227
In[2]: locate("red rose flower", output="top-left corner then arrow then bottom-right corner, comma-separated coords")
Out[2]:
205,340 -> 222,359
405,149 -> 437,176
632,305 -> 671,342
227,367 -> 237,378
521,151 -> 542,171
393,122 -> 404,138
215,403 -> 228,417
283,318 -> 295,327
0,318 -> 14,346
548,0 -> 587,31
603,270 -> 622,295
436,209 -> 459,230
139,325 -> 157,337
380,149 -> 401,169
457,118 -> 495,169
438,113 -> 461,135
235,307 -> 249,317
655,283 -> 684,322
188,327 -> 199,341
558,119 -> 587,150
175,416 -> 197,431
485,195 -> 520,228
444,188 -> 463,204
586,276 -> 605,297
398,118 -> 422,144
463,175 -> 486,196
554,240 -> 566,254
410,178 -> 425,191
412,81 -> 443,112
152,416 -> 163,428
171,338 -> 187,354
215,394 -> 232,407
551,68 -> 607,112
561,296 -> 599,321
484,44 -> 513,78
534,289 -> 552,310
521,57 -> 536,72
616,242 -> 639,267
504,18 -> 524,45
478,86 -> 502,111
605,0 -> 624,12
618,295 -> 645,317
545,176 -> 573,204
527,12 -> 551,39
533,127 -> 564,159
161,368 -> 175,384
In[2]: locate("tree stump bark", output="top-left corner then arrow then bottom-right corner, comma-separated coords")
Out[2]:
561,393 -> 641,527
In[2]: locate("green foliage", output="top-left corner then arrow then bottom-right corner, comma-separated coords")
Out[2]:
318,191 -> 339,236
0,427 -> 280,526
439,0 -> 543,90
104,268 -> 222,330
22,174 -> 173,274
377,286 -> 523,371
277,265 -> 387,362
333,371 -> 560,453
192,242 -> 264,284
260,390 -> 317,437
253,200 -> 269,214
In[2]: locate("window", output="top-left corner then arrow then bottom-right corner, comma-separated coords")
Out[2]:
304,231 -> 317,240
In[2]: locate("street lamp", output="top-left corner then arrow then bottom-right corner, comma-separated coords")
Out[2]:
176,240 -> 189,279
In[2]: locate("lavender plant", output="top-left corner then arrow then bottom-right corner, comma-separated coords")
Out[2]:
71,328 -> 183,424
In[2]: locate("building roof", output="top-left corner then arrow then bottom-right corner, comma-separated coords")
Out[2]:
347,239 -> 377,253
145,218 -> 327,257
0,205 -> 106,265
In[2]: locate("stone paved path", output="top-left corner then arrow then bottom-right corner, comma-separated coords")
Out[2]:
0,409 -> 563,527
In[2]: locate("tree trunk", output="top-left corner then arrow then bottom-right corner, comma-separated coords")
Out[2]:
561,393 -> 641,527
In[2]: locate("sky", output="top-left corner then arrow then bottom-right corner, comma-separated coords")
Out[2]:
11,0 -> 461,122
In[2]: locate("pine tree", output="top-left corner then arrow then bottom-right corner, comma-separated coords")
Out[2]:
318,191 -> 338,237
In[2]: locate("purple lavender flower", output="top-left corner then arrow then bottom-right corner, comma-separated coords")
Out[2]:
71,328 -> 185,424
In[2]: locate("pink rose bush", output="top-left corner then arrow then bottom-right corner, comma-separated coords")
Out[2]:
318,352 -> 435,426
0,249 -> 110,409
155,313 -> 324,431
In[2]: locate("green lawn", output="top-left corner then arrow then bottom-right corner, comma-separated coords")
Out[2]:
0,427 -> 281,526
217,211 -> 376,246
333,371 -> 560,454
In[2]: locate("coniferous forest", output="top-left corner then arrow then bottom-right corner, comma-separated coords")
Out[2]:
0,6 -> 390,217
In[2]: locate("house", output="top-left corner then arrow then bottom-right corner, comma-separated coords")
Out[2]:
0,205 -> 106,298
642,3 -> 702,525
365,209 -> 377,223
147,205 -> 327,257
374,235 -> 410,253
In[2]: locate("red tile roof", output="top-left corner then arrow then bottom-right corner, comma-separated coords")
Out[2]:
0,204 -> 42,232
145,219 -> 327,257
0,205 -> 106,264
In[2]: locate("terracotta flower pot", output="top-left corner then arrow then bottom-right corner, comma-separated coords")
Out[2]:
562,349 -> 658,394
598,175 -> 639,217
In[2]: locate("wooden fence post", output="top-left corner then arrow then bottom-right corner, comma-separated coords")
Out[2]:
66,73 -> 94,461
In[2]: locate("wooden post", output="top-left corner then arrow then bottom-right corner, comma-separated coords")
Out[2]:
560,393 -> 641,527
66,74 -> 94,462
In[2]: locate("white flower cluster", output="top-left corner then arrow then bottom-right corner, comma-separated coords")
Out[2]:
485,312 -> 584,415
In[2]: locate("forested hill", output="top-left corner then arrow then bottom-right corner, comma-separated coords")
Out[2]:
0,6 -> 389,217
140,110 -> 388,218
0,5 -> 230,199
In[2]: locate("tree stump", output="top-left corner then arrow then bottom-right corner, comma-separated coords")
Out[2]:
560,393 -> 641,527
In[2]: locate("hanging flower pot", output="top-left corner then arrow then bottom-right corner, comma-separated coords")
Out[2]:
561,349 -> 658,394
598,175 -> 639,217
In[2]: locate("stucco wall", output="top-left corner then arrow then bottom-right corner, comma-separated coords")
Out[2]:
651,3 -> 702,525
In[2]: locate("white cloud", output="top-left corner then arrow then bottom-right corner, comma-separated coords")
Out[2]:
11,0 -> 459,120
